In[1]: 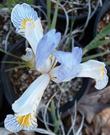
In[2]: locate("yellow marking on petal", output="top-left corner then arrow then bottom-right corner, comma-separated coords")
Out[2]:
100,65 -> 105,78
21,18 -> 34,29
16,113 -> 32,127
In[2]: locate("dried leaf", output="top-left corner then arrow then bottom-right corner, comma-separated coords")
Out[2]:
78,86 -> 110,123
93,108 -> 110,135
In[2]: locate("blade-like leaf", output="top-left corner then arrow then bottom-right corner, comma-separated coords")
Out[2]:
51,0 -> 59,29
83,23 -> 110,54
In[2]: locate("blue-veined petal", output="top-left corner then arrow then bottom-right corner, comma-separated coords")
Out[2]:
50,47 -> 82,82
50,64 -> 81,83
53,47 -> 82,68
77,60 -> 108,90
25,20 -> 43,54
12,74 -> 50,115
4,113 -> 37,133
11,3 -> 38,30
36,29 -> 61,72
4,115 -> 22,132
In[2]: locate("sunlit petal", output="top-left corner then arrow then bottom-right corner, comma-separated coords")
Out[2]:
36,29 -> 61,71
77,60 -> 108,89
12,74 -> 50,115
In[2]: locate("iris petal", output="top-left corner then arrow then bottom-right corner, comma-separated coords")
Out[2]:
53,47 -> 82,68
4,115 -> 22,133
51,47 -> 82,82
25,20 -> 43,54
4,114 -> 37,133
36,29 -> 61,71
51,65 -> 80,83
72,47 -> 82,64
77,60 -> 108,89
12,74 -> 50,115
11,3 -> 38,30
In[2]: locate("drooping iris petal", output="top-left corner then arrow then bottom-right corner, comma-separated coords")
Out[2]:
4,115 -> 22,132
11,3 -> 43,54
53,47 -> 82,68
51,47 -> 82,82
36,29 -> 61,72
77,60 -> 108,89
11,3 -> 38,31
12,74 -> 50,115
4,113 -> 37,132
25,20 -> 43,54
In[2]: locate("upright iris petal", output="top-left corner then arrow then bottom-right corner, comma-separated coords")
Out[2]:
51,47 -> 82,82
53,47 -> 82,67
36,29 -> 61,72
77,60 -> 108,89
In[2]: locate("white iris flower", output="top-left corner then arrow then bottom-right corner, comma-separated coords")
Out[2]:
4,28 -> 83,132
5,3 -> 108,133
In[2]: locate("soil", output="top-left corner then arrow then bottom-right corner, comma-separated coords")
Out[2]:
0,10 -> 22,50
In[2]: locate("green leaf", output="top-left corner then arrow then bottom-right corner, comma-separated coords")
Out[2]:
83,50 -> 110,61
50,100 -> 60,134
51,0 -> 59,29
83,23 -> 110,55
83,39 -> 110,54
47,0 -> 51,28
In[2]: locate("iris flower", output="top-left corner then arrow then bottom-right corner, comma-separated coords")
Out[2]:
4,28 -> 83,132
4,3 -> 108,133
